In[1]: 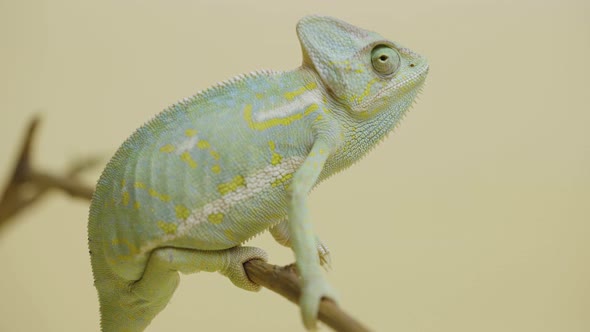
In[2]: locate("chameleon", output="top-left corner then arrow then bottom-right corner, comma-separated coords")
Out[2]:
88,15 -> 428,331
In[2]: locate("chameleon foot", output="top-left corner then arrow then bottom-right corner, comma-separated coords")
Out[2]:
300,276 -> 339,330
220,246 -> 268,291
269,220 -> 332,269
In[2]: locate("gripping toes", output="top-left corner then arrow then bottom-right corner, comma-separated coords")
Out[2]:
300,276 -> 339,330
221,246 -> 268,291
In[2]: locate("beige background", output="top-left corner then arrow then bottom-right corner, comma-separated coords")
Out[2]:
1,0 -> 588,331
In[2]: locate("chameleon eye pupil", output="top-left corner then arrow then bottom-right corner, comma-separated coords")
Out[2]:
379,55 -> 388,62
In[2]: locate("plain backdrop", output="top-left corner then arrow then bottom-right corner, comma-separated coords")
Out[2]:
1,0 -> 589,331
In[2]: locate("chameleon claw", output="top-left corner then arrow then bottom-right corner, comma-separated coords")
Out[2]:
317,242 -> 332,271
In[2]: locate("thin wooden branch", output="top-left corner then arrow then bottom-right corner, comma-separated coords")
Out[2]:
245,260 -> 371,332
0,116 -> 98,228
28,170 -> 94,200
0,115 -> 41,223
0,116 -> 372,332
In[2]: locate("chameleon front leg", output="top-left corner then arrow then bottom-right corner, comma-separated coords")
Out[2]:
270,219 -> 332,268
104,246 -> 267,332
289,139 -> 340,329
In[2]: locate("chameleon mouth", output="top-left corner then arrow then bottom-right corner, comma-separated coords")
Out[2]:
357,61 -> 429,112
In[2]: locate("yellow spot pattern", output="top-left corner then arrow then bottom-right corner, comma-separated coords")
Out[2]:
210,150 -> 220,160
218,175 -> 245,195
148,188 -> 171,202
244,103 -> 319,131
271,153 -> 282,165
180,151 -> 198,169
185,129 -> 197,137
207,213 -> 224,224
157,220 -> 178,235
268,141 -> 283,165
104,198 -> 115,208
133,201 -> 141,210
159,144 -> 175,153
175,204 -> 191,220
197,140 -> 210,149
111,238 -> 139,261
224,229 -> 236,241
134,182 -> 146,189
211,165 -> 221,174
122,191 -> 130,206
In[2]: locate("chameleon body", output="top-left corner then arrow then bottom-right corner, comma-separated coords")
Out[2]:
89,15 -> 428,331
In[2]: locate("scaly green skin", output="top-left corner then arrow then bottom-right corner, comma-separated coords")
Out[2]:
88,15 -> 428,331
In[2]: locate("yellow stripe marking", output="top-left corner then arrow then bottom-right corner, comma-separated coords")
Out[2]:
244,103 -> 319,131
271,173 -> 293,187
284,81 -> 317,100
353,78 -> 379,104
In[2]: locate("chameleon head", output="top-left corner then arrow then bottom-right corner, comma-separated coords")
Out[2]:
297,15 -> 429,118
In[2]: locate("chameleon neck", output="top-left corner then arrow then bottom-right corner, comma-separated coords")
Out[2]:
319,85 -> 422,182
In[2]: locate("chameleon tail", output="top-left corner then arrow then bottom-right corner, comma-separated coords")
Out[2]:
90,245 -> 178,332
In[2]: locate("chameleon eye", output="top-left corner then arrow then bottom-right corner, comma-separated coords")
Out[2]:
371,45 -> 400,76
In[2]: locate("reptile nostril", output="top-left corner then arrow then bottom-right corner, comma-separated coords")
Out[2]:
409,63 -> 415,67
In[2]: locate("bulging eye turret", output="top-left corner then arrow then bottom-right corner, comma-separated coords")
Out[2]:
371,45 -> 400,76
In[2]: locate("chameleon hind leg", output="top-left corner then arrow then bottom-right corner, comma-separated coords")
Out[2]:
99,246 -> 267,332
270,219 -> 332,269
